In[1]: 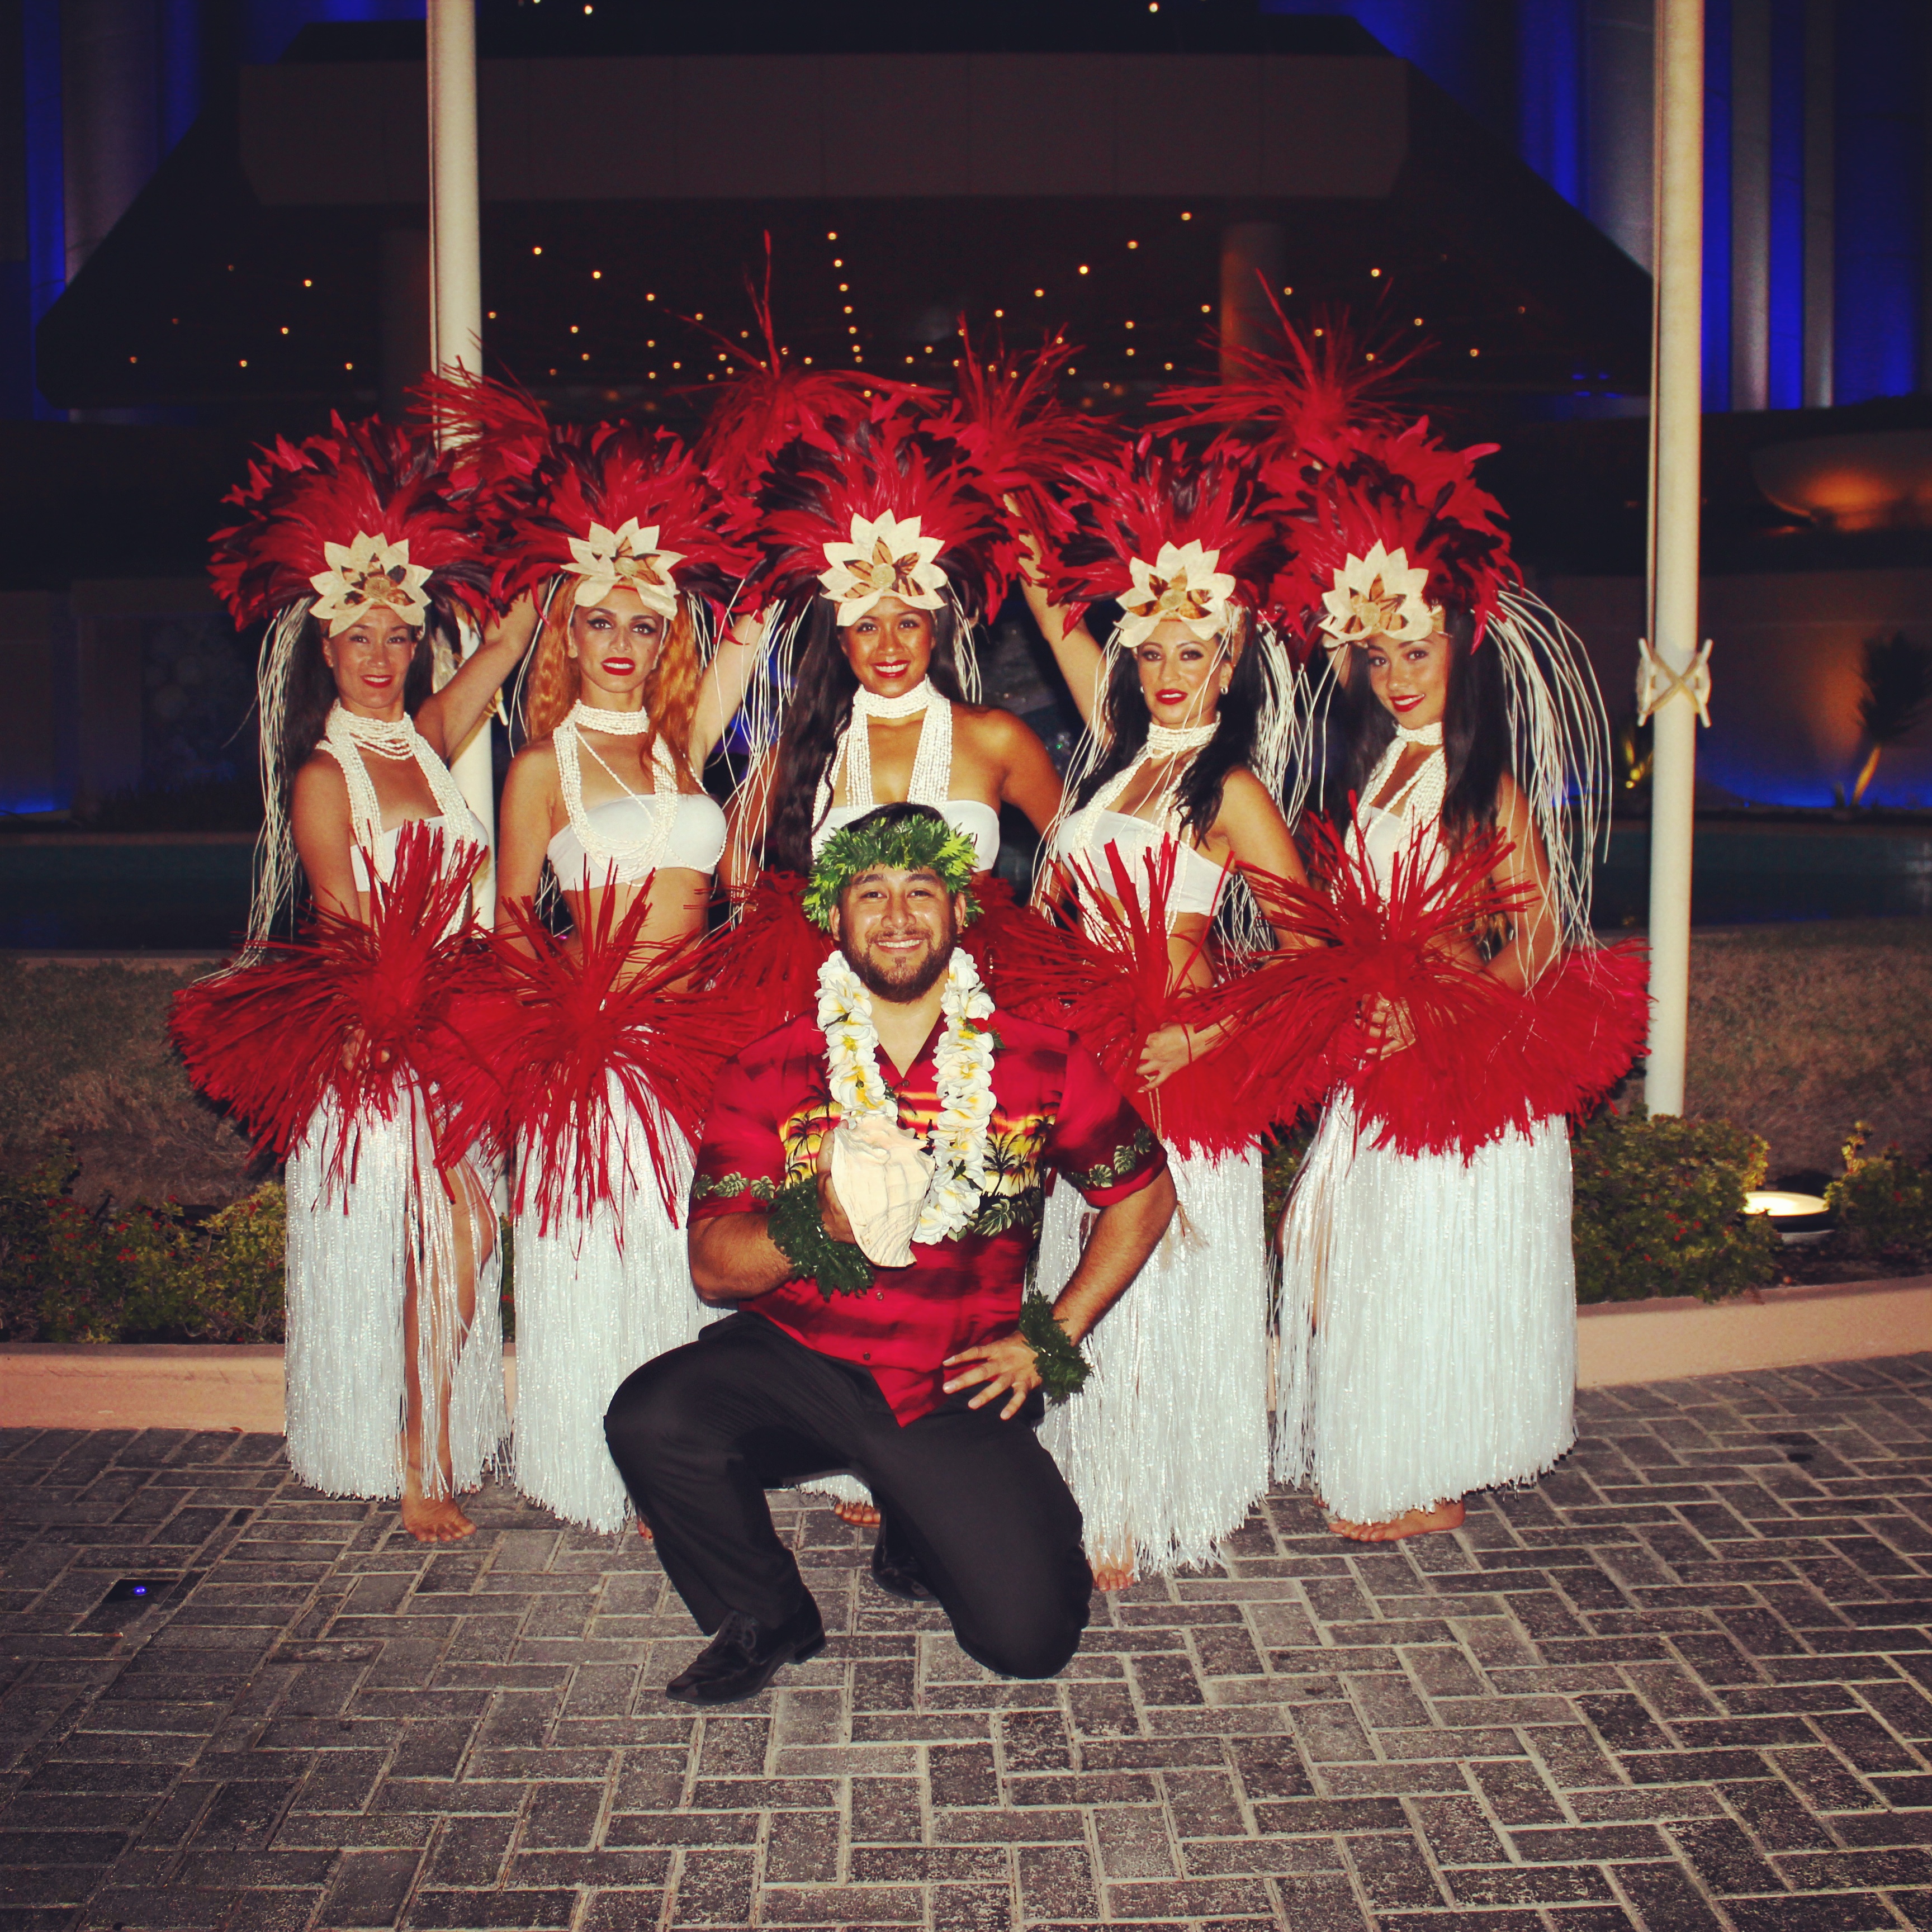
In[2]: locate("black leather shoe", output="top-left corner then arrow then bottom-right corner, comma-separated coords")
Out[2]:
665,1596 -> 825,1706
870,1532 -> 939,1604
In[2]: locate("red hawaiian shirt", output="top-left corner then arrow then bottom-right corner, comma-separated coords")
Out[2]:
689,1006 -> 1167,1426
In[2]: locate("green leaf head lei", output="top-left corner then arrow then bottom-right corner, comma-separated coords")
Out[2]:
803,804 -> 983,932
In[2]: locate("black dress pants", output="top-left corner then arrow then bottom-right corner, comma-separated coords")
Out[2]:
603,1311 -> 1093,1680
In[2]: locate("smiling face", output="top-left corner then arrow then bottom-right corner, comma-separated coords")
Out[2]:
1362,624 -> 1452,731
322,608 -> 419,718
1134,618 -> 1231,731
840,593 -> 935,699
831,864 -> 963,1003
567,583 -> 664,710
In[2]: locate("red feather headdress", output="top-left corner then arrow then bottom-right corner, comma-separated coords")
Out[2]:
743,395 -> 1017,626
209,414 -> 491,633
1271,416 -> 1514,652
1039,434 -> 1290,643
489,420 -> 757,620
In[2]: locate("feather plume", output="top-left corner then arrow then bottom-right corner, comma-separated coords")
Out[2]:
171,824 -> 493,1177
434,888 -> 740,1232
209,415 -> 491,632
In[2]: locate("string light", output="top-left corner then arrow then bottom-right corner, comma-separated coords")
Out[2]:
592,269 -> 602,279
1469,346 -> 1480,357
1180,211 -> 1191,221
1127,240 -> 1139,250
1077,264 -> 1089,275
302,278 -> 312,288
827,230 -> 837,240
1282,285 -> 1293,295
1124,320 -> 1134,329
487,310 -> 496,319
1163,361 -> 1173,370
646,292 -> 656,301
1200,304 -> 1210,314
128,355 -> 136,364
238,358 -> 248,367
533,245 -> 543,256
570,324 -> 579,334
1370,266 -> 1381,277
1033,288 -> 1044,297
344,361 -> 353,371
993,307 -> 1004,317
280,326 -> 288,335
1413,316 -> 1424,326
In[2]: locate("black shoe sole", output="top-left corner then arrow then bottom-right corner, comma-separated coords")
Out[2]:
869,1565 -> 938,1604
665,1631 -> 826,1706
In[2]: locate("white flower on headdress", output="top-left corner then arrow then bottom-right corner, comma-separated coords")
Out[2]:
1117,540 -> 1238,649
564,518 -> 684,618
818,512 -> 948,625
309,533 -> 433,636
1318,541 -> 1436,649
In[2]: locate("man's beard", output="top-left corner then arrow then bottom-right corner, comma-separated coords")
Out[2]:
844,929 -> 956,1003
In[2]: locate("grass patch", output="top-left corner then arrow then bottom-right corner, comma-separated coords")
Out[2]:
1685,919 -> 1932,1176
0,958 -> 256,1210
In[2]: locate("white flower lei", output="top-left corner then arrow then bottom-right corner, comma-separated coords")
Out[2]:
816,948 -> 998,1246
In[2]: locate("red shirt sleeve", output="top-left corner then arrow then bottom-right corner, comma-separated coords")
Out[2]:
688,1054 -> 785,1224
1045,1040 -> 1168,1204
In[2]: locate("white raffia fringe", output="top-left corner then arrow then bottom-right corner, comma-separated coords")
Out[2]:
1274,1093 -> 1576,1523
284,1096 -> 508,1503
510,1086 -> 716,1534
1036,1147 -> 1271,1579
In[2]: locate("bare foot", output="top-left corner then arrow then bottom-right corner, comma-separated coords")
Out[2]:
1327,1498 -> 1465,1543
400,1464 -> 477,1543
635,1518 -> 655,1542
1090,1546 -> 1138,1592
834,1499 -> 883,1529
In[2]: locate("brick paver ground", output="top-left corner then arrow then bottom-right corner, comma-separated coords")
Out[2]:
3,1355 -> 1932,1931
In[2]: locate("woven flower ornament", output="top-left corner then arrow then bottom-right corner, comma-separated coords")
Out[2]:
1119,540 -> 1239,650
307,532 -> 434,636
1318,540 -> 1436,651
819,510 -> 949,625
564,518 -> 686,618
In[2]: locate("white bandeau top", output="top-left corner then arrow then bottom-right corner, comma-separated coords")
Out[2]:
1051,809 -> 1229,919
348,808 -> 489,892
547,793 -> 728,890
812,798 -> 1002,871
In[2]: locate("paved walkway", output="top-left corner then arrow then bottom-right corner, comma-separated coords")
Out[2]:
2,1355 -> 1930,1932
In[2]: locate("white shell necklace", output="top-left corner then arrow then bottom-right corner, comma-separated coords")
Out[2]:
319,702 -> 471,854
556,702 -> 681,882
815,677 -> 954,830
1367,718 -> 1446,826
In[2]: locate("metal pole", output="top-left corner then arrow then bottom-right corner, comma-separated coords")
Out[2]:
1644,0 -> 1706,1116
426,0 -> 494,915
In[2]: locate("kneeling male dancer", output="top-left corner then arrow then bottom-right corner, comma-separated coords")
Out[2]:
605,803 -> 1176,1704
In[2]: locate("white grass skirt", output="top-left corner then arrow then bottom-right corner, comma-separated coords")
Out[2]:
510,1093 -> 714,1534
1036,1146 -> 1271,1578
1275,1093 -> 1576,1523
284,1096 -> 507,1503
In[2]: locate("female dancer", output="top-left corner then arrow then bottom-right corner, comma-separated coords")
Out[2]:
716,397 -> 1065,1527
485,418 -> 760,1535
1005,439 -> 1309,1590
1259,417 -> 1646,1541
181,415 -> 536,1542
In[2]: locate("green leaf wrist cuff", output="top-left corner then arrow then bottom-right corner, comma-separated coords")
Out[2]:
1018,1292 -> 1090,1404
767,1175 -> 873,1299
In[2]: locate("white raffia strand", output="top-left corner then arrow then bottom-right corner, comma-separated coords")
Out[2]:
511,1079 -> 718,1533
1035,1145 -> 1271,1579
283,1095 -> 508,1503
248,600 -> 315,949
1273,1091 -> 1576,1523
817,949 -> 996,1247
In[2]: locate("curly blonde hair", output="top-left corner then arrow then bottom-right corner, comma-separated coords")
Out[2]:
523,577 -> 704,781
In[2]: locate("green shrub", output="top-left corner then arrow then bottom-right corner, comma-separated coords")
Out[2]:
0,1138 -> 285,1342
1827,1123 -> 1932,1259
1570,1106 -> 1779,1304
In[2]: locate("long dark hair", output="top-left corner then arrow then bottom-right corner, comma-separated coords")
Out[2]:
760,598 -> 968,876
1334,605 -> 1509,844
1068,609 -> 1262,843
277,607 -> 438,810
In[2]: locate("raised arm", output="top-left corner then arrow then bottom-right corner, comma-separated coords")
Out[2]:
291,756 -> 361,924
1484,774 -> 1560,991
415,593 -> 541,762
719,746 -> 779,894
1010,505 -> 1107,727
988,709 -> 1066,837
1218,768 -> 1313,945
493,744 -> 558,943
690,605 -> 770,769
